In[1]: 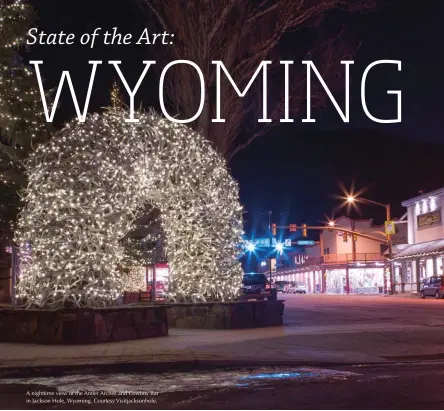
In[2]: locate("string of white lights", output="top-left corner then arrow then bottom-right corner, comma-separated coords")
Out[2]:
15,108 -> 244,308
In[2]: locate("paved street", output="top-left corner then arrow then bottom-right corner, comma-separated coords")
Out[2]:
283,293 -> 444,334
3,362 -> 444,409
3,294 -> 444,409
280,293 -> 444,362
2,294 -> 444,373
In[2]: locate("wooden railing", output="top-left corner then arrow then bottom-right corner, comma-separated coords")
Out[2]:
280,253 -> 386,272
323,253 -> 385,264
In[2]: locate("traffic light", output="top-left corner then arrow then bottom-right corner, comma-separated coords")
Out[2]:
289,224 -> 297,232
353,233 -> 358,242
343,232 -> 348,242
302,224 -> 307,237
271,223 -> 276,236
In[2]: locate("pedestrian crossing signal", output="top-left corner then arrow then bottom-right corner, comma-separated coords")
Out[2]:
289,224 -> 297,232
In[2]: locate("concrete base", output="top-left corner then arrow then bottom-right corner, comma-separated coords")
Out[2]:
123,291 -> 140,304
0,305 -> 168,344
167,300 -> 284,329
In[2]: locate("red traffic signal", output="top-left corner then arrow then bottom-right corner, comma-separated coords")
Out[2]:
271,223 -> 277,236
289,224 -> 297,232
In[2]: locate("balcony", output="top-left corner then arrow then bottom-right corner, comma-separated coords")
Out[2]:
323,253 -> 385,264
287,253 -> 386,270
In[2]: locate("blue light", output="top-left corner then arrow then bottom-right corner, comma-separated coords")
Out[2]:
240,372 -> 303,380
275,242 -> 284,254
245,242 -> 255,252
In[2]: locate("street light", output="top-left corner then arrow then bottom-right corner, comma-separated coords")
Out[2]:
245,242 -> 256,252
343,194 -> 393,294
275,242 -> 284,254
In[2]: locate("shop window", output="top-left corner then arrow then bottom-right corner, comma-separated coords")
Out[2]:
348,268 -> 384,294
426,259 -> 434,276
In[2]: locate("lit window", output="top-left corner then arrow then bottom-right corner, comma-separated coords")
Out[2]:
430,197 -> 437,212
422,199 -> 428,214
415,202 -> 421,215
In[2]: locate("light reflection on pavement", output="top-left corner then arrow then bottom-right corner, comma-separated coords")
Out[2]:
1,367 -> 362,393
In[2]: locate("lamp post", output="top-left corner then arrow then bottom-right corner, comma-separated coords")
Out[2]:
346,196 -> 393,294
269,210 -> 273,285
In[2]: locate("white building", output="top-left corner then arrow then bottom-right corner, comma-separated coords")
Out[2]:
391,187 -> 444,292
276,216 -> 407,294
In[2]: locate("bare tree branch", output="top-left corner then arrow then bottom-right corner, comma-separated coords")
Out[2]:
138,0 -> 375,160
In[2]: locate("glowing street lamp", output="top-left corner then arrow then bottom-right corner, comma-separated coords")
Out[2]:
338,189 -> 393,294
275,242 -> 284,255
245,242 -> 256,252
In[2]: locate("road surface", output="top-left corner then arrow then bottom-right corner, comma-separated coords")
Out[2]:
282,293 -> 444,331
277,293 -> 444,361
2,294 -> 444,409
2,361 -> 444,409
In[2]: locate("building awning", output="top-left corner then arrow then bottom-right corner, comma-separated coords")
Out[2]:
391,238 -> 444,260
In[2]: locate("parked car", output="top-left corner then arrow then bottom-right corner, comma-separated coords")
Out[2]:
283,282 -> 294,293
420,275 -> 444,299
295,283 -> 308,294
241,273 -> 277,302
284,282 -> 307,294
275,281 -> 289,293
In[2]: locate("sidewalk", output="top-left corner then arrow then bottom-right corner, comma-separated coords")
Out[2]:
2,319 -> 444,376
383,292 -> 419,298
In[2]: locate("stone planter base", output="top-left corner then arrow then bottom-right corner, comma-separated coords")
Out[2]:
123,291 -> 140,305
167,300 -> 284,329
0,305 -> 168,344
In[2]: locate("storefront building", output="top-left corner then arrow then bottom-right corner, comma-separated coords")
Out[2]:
391,187 -> 444,292
275,216 -> 406,294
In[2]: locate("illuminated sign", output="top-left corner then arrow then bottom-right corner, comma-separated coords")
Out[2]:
417,208 -> 441,229
297,240 -> 315,245
250,238 -> 292,248
294,254 -> 307,265
251,238 -> 271,247
385,221 -> 396,235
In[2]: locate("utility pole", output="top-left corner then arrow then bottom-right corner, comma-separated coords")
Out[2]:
269,210 -> 273,285
344,195 -> 394,295
351,220 -> 357,261
386,203 -> 393,295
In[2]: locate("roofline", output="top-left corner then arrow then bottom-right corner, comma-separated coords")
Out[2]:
402,187 -> 444,207
330,215 -> 387,228
334,216 -> 374,223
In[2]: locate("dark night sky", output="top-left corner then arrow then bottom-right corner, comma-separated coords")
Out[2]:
26,0 -> 444,238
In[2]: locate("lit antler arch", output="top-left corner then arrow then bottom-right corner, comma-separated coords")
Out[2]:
15,109 -> 244,308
